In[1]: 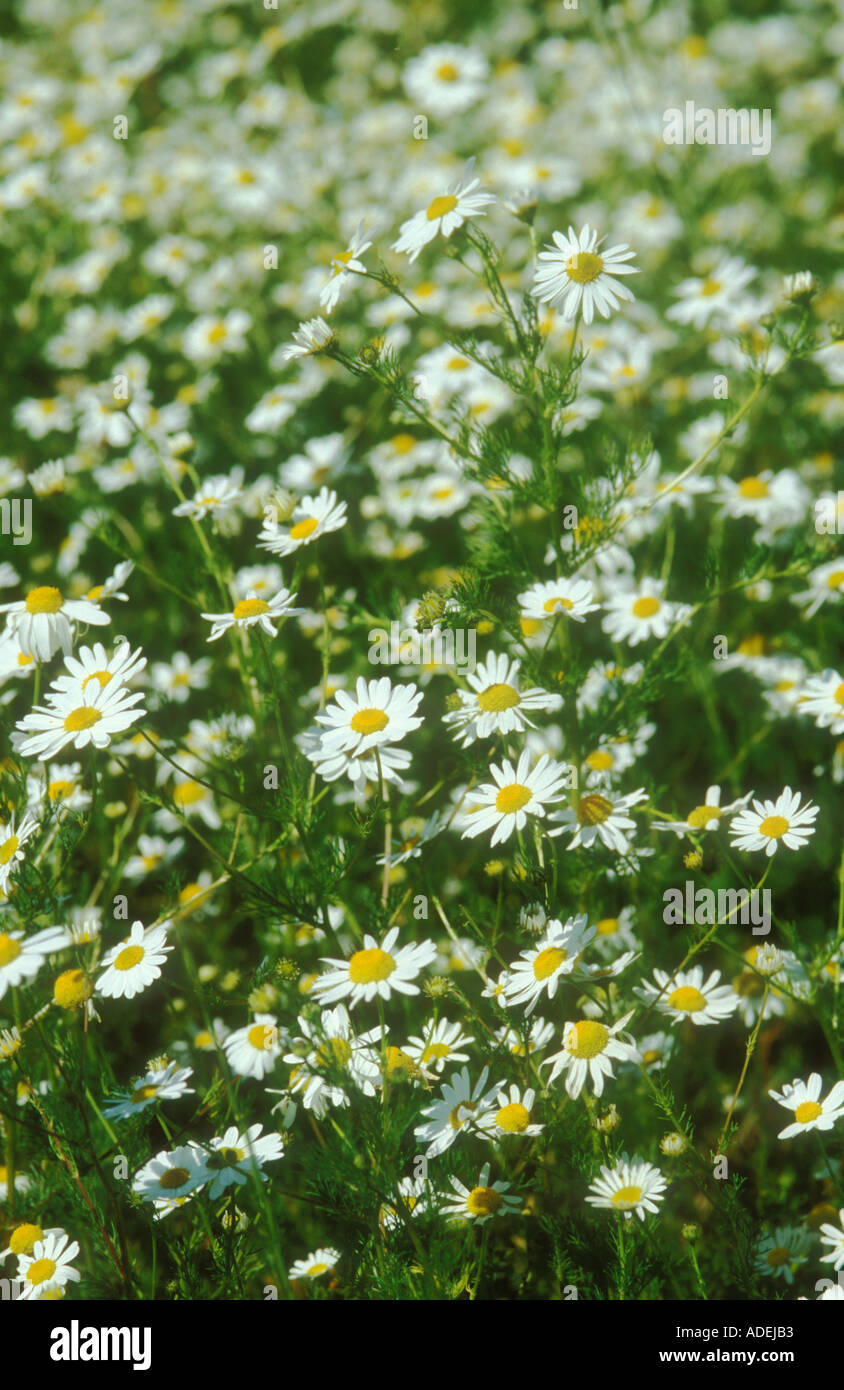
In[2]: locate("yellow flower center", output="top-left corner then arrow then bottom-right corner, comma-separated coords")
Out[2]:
207,322 -> 227,345
0,933 -> 22,966
611,1185 -> 643,1209
833,682 -> 844,707
436,62 -> 459,80
566,251 -> 604,283
130,1084 -> 159,1104
766,1246 -> 790,1267
248,1023 -> 276,1050
632,596 -> 660,619
700,278 -> 722,297
390,433 -> 417,453
738,476 -> 769,499
289,516 -> 319,540
566,1019 -> 609,1058
27,1257 -> 57,1285
421,1041 -> 450,1062
114,944 -> 145,971
0,835 -> 19,865
82,670 -> 112,691
668,985 -> 706,1013
308,1262 -> 328,1275
159,1166 -> 190,1189
173,780 -> 205,806
447,356 -> 471,370
348,947 -> 395,984
641,1048 -> 661,1065
533,946 -> 567,980
759,815 -> 789,839
10,1223 -> 43,1255
596,917 -> 619,936
794,1100 -> 823,1124
63,707 -> 102,732
826,570 -> 844,590
350,707 -> 389,735
426,194 -> 459,221
496,1101 -> 531,1133
520,617 -> 543,636
25,585 -> 63,614
48,779 -> 74,802
495,783 -> 532,814
687,804 -> 722,828
477,682 -> 520,712
577,793 -> 613,826
586,750 -> 614,771
466,1186 -> 503,1217
543,596 -> 573,613
53,969 -> 93,1008
233,598 -> 270,619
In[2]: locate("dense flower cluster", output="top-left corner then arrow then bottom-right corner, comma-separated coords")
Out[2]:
0,0 -> 842,1303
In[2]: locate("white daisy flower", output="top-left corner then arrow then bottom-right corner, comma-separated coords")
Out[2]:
494,1016 -> 556,1058
288,1247 -> 341,1280
441,1162 -> 522,1224
798,669 -> 844,735
517,576 -> 600,624
0,811 -> 39,892
380,1176 -> 430,1231
304,736 -> 413,793
768,1073 -> 844,1139
258,486 -> 347,557
0,925 -> 66,1000
0,584 -> 110,661
585,1154 -> 667,1221
819,1209 -> 844,1270
414,1065 -> 499,1158
549,788 -> 648,854
754,1226 -> 813,1284
544,1011 -> 640,1098
635,966 -> 740,1027
792,559 -> 844,618
277,316 -> 335,363
729,786 -> 819,856
443,651 -> 562,746
201,587 -> 303,642
96,920 -> 173,1001
651,784 -> 754,835
501,914 -> 596,1014
49,640 -> 147,697
224,1014 -> 284,1081
0,1222 -> 66,1262
319,223 -> 371,314
667,256 -> 755,328
132,1144 -> 210,1202
402,44 -> 488,115
532,224 -> 639,324
314,676 -> 424,757
16,1231 -> 81,1299
478,1083 -> 544,1138
312,926 -> 437,1006
204,1123 -> 284,1198
14,672 -> 146,761
102,1062 -> 194,1121
404,1017 -> 474,1074
601,577 -> 688,646
392,159 -> 495,263
460,751 -> 570,847
172,470 -> 244,520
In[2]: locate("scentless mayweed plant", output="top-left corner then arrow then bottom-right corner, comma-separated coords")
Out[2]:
0,0 -> 842,1306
